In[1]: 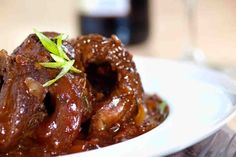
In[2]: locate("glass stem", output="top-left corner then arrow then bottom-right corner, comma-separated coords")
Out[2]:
182,0 -> 206,64
185,0 -> 197,50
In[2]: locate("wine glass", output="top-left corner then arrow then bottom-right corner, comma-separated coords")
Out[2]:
182,0 -> 206,64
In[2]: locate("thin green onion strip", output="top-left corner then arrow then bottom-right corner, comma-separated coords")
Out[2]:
70,66 -> 82,73
33,29 -> 59,56
56,34 -> 70,61
50,53 -> 66,63
43,60 -> 75,87
49,54 -> 81,73
34,29 -> 81,87
39,62 -> 64,69
54,34 -> 68,40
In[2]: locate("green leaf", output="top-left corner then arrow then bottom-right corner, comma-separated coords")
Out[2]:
49,54 -> 81,73
43,60 -> 75,87
39,62 -> 64,68
50,54 -> 65,63
159,101 -> 167,114
54,34 -> 68,40
70,66 -> 82,73
33,29 -> 59,56
39,61 -> 81,73
34,28 -> 82,87
56,34 -> 70,61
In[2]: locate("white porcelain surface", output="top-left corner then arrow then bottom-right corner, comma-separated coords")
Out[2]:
64,56 -> 236,157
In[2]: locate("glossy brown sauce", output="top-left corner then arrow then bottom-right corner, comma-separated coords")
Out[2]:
2,95 -> 168,157
0,33 -> 168,156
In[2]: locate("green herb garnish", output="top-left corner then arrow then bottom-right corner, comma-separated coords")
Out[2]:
43,60 -> 75,87
159,101 -> 167,114
34,29 -> 81,87
56,34 -> 70,60
34,29 -> 60,56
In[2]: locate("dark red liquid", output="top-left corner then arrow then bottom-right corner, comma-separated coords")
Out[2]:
78,0 -> 149,45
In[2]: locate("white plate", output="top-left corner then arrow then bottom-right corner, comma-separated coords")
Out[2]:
64,56 -> 236,157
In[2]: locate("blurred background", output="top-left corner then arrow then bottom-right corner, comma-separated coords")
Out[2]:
0,0 -> 236,130
1,0 -> 236,68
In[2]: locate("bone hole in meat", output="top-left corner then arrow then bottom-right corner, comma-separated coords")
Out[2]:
43,92 -> 55,116
86,62 -> 118,96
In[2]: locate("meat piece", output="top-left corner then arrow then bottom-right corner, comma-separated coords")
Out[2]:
114,95 -> 166,142
0,32 -> 168,156
0,49 -> 9,76
72,34 -> 144,138
0,33 -> 58,152
0,50 -> 9,92
0,32 -> 91,153
36,73 -> 92,154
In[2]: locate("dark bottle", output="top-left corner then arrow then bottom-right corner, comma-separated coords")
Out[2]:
77,0 -> 149,45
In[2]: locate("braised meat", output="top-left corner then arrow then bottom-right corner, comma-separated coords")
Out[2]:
72,34 -> 144,140
0,33 -> 92,155
35,73 -> 92,154
0,32 -> 168,156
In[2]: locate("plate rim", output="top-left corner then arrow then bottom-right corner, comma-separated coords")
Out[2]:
63,56 -> 236,157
